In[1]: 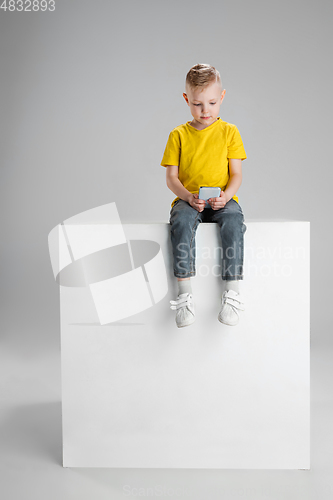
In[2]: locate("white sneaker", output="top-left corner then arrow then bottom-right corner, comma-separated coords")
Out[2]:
218,290 -> 245,326
170,293 -> 195,328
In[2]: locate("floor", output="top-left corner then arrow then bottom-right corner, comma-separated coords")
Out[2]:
0,341 -> 332,500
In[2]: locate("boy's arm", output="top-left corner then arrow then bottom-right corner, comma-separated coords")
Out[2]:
208,159 -> 243,210
166,165 -> 206,212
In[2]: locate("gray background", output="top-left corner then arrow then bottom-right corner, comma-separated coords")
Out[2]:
1,0 -> 332,498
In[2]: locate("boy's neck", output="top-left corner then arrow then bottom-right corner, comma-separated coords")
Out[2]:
189,117 -> 219,130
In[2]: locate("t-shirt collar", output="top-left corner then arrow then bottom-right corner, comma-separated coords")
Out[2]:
186,116 -> 221,131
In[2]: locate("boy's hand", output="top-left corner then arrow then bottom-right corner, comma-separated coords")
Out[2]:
188,193 -> 206,212
208,191 -> 228,210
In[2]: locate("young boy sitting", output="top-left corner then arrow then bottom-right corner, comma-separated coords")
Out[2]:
161,63 -> 247,328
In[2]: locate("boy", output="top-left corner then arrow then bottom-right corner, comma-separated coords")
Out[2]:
161,63 -> 247,328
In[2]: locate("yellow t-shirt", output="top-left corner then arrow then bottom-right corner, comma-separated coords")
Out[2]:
161,117 -> 246,207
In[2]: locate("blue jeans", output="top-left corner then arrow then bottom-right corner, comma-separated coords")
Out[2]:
169,198 -> 246,280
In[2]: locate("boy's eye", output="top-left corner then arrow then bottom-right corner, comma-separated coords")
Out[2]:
193,102 -> 216,106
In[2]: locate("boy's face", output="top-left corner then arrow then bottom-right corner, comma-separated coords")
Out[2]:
183,81 -> 226,130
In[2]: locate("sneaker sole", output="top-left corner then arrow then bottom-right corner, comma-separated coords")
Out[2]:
176,318 -> 195,328
218,315 -> 239,326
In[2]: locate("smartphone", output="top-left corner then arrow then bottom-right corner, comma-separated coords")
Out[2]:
198,186 -> 221,207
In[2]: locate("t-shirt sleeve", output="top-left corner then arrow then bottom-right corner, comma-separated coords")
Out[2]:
227,124 -> 247,160
161,129 -> 181,167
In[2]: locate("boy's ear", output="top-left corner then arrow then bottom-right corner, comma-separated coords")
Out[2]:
183,92 -> 189,105
220,89 -> 226,103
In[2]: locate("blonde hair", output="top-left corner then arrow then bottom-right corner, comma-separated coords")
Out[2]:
185,63 -> 222,91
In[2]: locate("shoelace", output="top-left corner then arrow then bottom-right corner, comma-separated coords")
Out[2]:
222,291 -> 245,311
170,293 -> 194,311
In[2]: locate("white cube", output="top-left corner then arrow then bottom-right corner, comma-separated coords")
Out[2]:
56,221 -> 310,469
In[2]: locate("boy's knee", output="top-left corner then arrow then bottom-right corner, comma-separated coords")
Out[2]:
221,211 -> 244,229
170,210 -> 197,232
